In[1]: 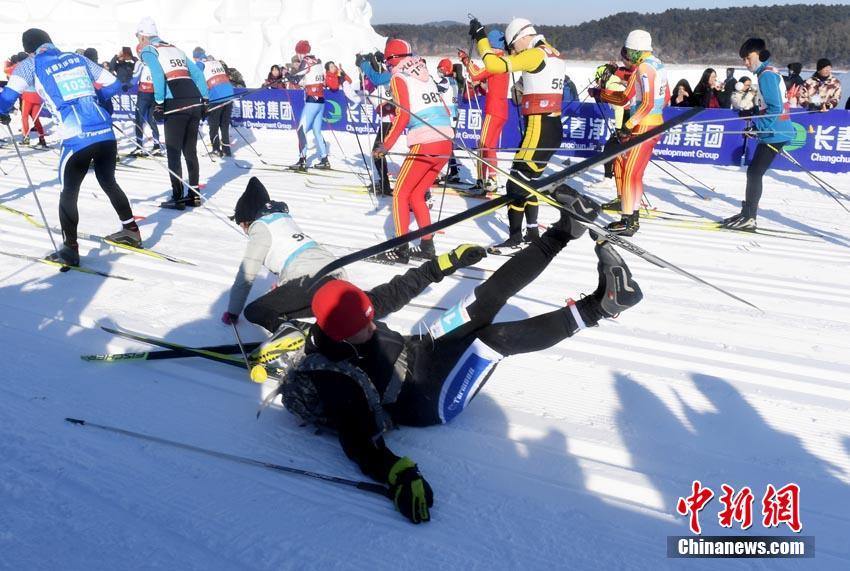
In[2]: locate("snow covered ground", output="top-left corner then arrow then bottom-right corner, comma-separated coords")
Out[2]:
1,122 -> 849,569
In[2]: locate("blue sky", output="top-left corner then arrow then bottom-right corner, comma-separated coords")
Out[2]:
369,0 -> 848,25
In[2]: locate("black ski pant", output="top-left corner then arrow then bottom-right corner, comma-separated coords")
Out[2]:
244,275 -> 335,333
602,133 -> 620,179
59,140 -> 134,247
163,98 -> 202,200
134,92 -> 161,149
372,122 -> 392,187
504,114 -> 562,239
743,142 -> 784,219
395,227 -> 601,426
207,103 -> 232,155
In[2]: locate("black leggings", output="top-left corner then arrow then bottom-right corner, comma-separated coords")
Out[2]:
372,122 -> 392,186
207,103 -> 232,153
744,142 -> 784,218
244,276 -> 332,333
164,99 -> 202,199
504,114 -> 563,238
449,230 -> 587,354
59,140 -> 133,246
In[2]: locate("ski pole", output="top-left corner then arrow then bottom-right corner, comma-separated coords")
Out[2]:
770,144 -> 850,212
4,124 -> 59,255
64,417 -> 391,498
650,160 -> 707,200
231,322 -> 268,383
652,153 -> 716,192
111,123 -> 243,237
199,131 -> 217,164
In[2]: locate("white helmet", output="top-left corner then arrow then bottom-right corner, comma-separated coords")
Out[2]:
136,17 -> 158,37
624,30 -> 652,52
505,18 -> 536,49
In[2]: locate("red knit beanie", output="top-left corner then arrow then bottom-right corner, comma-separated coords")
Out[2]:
312,280 -> 374,342
295,40 -> 311,55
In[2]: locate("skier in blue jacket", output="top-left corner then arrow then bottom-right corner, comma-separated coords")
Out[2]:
358,51 -> 394,194
192,47 -> 235,157
136,17 -> 209,210
721,38 -> 795,230
0,28 -> 141,266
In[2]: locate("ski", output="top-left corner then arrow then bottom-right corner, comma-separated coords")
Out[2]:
0,250 -> 133,280
65,418 -> 391,497
233,161 -> 344,178
100,325 -> 250,369
0,204 -> 194,264
81,342 -> 259,363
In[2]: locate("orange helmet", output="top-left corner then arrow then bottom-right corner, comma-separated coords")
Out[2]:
437,58 -> 453,76
384,38 -> 412,65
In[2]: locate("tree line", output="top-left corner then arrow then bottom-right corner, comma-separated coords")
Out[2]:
374,4 -> 849,67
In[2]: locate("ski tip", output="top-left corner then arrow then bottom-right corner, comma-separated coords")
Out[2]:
65,417 -> 85,425
59,266 -> 71,273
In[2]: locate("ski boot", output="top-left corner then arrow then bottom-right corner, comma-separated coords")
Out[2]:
722,216 -> 757,231
720,201 -> 748,227
127,147 -> 145,158
250,321 -> 308,374
523,226 -> 540,243
409,238 -> 436,261
548,184 -> 602,241
20,137 -> 30,146
484,178 -> 499,193
600,196 -> 621,211
37,136 -> 48,149
591,240 -> 643,318
288,157 -> 308,173
46,244 -> 80,267
159,197 -> 186,211
606,212 -> 640,237
436,171 -> 461,185
372,180 -> 393,196
151,146 -> 165,157
487,233 -> 523,255
181,194 -> 202,208
369,245 -> 410,265
314,156 -> 331,170
105,226 -> 143,248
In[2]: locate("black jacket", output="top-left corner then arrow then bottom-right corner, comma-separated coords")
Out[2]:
296,260 -> 446,483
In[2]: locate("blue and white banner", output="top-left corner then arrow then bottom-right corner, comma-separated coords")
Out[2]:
110,88 -> 850,173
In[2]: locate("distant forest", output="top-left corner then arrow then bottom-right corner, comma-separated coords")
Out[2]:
374,4 -> 849,67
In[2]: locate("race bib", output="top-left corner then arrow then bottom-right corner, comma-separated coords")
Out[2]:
54,66 -> 96,101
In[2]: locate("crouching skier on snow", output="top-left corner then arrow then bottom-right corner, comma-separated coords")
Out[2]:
222,177 -> 347,333
264,186 -> 643,523
0,28 -> 142,266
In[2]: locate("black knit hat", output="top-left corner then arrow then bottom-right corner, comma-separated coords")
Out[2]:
83,48 -> 99,63
787,62 -> 802,75
22,28 -> 51,53
231,177 -> 288,224
816,58 -> 832,72
739,37 -> 770,62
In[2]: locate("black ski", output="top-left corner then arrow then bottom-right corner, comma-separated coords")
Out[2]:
81,342 -> 260,363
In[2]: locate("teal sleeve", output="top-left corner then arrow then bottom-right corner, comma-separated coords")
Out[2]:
141,48 -> 167,104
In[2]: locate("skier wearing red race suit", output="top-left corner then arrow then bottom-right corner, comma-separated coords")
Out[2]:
461,29 -> 510,194
372,38 -> 454,264
591,30 -> 669,236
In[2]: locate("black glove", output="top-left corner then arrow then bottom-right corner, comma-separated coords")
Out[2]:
388,457 -> 433,524
355,53 -> 366,67
373,50 -> 385,64
436,243 -> 487,276
468,18 -> 486,42
369,53 -> 381,72
121,83 -> 130,93
200,98 -> 209,121
0,113 -> 11,125
616,126 -> 632,143
153,104 -> 164,122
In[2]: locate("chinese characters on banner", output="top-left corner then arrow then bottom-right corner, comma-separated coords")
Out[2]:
677,480 -> 802,535
109,89 -> 850,174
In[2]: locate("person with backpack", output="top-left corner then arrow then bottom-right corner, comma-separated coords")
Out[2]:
261,186 -> 642,524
